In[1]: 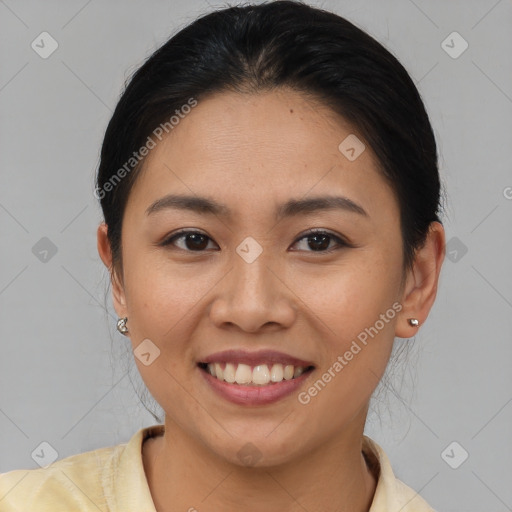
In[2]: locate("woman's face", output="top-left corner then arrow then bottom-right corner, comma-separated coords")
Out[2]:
101,89 -> 419,466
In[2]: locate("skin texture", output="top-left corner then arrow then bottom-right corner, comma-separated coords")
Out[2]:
97,88 -> 445,512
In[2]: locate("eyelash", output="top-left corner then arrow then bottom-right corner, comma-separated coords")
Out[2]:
160,228 -> 351,254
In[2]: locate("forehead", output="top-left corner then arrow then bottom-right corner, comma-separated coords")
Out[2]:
126,89 -> 398,223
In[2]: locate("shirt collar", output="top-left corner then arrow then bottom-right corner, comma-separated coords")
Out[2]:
363,435 -> 435,511
105,424 -> 164,511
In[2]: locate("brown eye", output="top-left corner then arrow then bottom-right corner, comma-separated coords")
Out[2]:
161,230 -> 217,251
291,230 -> 349,253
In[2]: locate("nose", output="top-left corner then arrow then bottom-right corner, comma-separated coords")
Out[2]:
209,250 -> 296,333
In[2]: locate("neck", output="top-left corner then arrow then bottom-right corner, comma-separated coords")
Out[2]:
143,417 -> 377,512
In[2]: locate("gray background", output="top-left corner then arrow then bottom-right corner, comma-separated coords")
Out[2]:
1,1 -> 511,511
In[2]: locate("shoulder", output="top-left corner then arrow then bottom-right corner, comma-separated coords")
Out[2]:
0,441 -> 125,511
363,436 -> 438,512
0,424 -> 164,511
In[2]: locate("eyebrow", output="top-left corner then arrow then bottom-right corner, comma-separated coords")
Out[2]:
145,194 -> 369,219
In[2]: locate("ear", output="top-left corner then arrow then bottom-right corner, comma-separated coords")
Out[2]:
97,222 -> 127,318
395,221 -> 445,338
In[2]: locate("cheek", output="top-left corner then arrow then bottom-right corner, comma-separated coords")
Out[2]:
120,256 -> 212,419
292,252 -> 400,407
121,243 -> 209,333
296,276 -> 398,423
292,250 -> 401,343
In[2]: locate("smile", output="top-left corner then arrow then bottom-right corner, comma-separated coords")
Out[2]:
198,362 -> 315,386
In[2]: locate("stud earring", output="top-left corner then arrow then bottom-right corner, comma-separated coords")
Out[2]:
117,317 -> 129,335
408,318 -> 419,327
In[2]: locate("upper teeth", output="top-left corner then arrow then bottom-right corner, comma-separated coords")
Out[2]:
206,362 -> 307,385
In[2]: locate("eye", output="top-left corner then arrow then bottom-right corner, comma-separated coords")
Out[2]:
291,229 -> 349,253
160,230 -> 218,252
160,228 -> 350,254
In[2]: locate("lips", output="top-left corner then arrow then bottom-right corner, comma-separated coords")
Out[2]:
197,349 -> 315,404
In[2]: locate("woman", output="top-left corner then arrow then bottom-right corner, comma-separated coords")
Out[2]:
0,1 -> 445,510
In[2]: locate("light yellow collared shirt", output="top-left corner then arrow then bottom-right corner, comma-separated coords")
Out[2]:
0,424 -> 436,511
